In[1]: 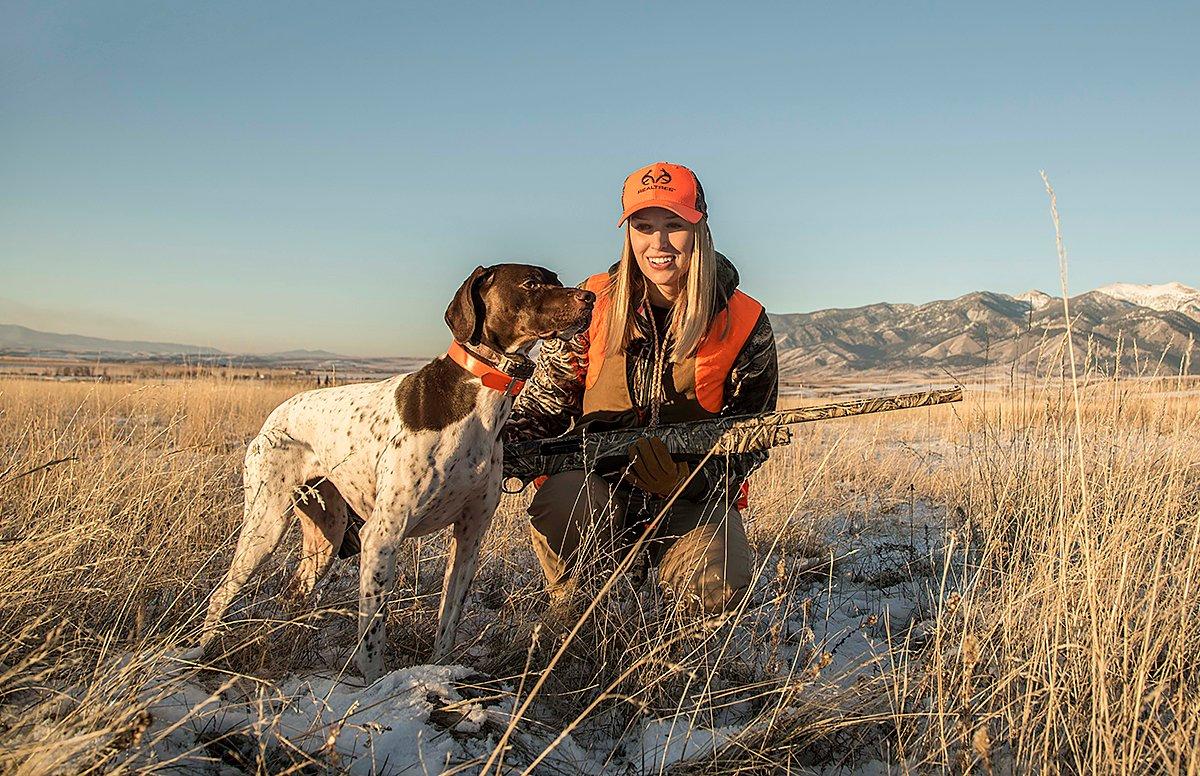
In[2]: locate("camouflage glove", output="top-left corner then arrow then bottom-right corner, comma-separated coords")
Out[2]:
626,437 -> 691,498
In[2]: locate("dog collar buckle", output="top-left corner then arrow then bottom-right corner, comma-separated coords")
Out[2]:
494,353 -> 535,382
447,341 -> 532,397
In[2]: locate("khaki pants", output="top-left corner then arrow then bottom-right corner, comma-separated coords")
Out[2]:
527,471 -> 753,614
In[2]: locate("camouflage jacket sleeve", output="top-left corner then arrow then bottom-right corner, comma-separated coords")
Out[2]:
501,332 -> 588,480
682,309 -> 779,502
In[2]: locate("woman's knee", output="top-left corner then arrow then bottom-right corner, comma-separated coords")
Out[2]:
658,514 -> 753,615
689,555 -> 751,614
698,575 -> 749,614
662,563 -> 749,615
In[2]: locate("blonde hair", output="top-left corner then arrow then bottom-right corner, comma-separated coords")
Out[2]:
603,219 -> 718,363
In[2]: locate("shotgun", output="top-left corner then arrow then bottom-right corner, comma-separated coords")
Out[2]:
504,386 -> 963,483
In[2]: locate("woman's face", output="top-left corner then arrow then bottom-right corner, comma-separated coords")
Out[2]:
628,207 -> 695,297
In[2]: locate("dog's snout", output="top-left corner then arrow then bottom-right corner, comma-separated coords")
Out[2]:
576,289 -> 596,305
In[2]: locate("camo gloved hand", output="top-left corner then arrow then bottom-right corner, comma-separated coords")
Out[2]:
626,437 -> 691,498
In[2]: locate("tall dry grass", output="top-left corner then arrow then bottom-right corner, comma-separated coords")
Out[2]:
1,363 -> 1198,773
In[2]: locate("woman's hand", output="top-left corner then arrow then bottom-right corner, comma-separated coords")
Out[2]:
626,437 -> 691,497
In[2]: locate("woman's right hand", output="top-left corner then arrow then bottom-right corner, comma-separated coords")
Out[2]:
626,437 -> 691,498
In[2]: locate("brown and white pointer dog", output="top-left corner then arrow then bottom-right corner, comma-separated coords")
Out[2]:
199,264 -> 593,682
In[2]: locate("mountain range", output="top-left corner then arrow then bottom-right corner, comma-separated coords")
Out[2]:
0,324 -> 224,357
770,281 -> 1200,376
5,282 -> 1199,377
0,324 -> 421,374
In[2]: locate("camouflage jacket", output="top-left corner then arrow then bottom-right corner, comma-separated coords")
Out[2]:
502,253 -> 779,501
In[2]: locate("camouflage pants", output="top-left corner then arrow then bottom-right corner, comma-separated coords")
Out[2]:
527,471 -> 753,614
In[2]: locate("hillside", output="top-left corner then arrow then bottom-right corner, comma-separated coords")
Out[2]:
0,324 -> 223,357
770,287 -> 1200,376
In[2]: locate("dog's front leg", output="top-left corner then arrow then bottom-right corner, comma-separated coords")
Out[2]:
432,513 -> 490,662
357,514 -> 403,684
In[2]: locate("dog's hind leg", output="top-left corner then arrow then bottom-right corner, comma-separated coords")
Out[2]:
432,509 -> 491,662
290,479 -> 348,602
201,436 -> 311,651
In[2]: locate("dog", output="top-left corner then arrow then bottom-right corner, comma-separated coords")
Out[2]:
199,264 -> 594,682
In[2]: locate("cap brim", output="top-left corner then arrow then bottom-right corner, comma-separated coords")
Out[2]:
617,200 -> 705,227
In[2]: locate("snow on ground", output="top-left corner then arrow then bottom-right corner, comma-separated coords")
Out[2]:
143,664 -> 485,773
125,658 -> 618,774
752,499 -> 957,684
31,500 -> 962,774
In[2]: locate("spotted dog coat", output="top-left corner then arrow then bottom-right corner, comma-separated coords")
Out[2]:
199,264 -> 594,682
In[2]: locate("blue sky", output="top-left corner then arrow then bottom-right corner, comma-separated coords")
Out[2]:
2,1 -> 1197,356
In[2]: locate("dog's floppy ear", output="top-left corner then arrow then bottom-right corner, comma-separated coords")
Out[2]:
445,265 -> 492,344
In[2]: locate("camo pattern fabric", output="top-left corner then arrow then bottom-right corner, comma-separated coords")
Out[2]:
503,253 -> 779,498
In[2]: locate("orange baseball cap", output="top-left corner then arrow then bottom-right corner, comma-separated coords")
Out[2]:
617,161 -> 708,227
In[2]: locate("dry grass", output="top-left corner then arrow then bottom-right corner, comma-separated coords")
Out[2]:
2,362 -> 1198,774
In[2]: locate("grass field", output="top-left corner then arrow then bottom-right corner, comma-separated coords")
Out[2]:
1,364 -> 1198,774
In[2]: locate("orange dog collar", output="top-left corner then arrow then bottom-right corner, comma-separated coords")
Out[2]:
447,341 -> 533,396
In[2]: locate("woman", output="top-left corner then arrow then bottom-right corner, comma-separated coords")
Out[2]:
503,161 -> 778,614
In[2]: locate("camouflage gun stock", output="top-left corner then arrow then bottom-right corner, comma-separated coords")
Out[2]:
506,387 -> 963,482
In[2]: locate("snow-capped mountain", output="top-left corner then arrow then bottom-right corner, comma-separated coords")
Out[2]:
1014,289 -> 1055,311
1096,282 -> 1200,319
770,282 -> 1200,376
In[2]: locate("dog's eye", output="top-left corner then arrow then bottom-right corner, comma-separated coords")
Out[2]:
520,279 -> 538,290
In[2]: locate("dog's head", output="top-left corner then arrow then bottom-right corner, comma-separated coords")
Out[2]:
444,264 -> 594,352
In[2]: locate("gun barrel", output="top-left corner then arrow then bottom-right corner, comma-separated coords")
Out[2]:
737,386 -> 962,429
510,386 -> 962,460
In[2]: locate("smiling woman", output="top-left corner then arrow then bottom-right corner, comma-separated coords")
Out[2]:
502,161 -> 779,617
629,209 -> 695,291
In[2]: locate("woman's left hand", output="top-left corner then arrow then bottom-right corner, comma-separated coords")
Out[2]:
626,437 -> 691,497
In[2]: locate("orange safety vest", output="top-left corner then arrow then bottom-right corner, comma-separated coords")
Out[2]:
529,273 -> 762,507
580,272 -> 764,417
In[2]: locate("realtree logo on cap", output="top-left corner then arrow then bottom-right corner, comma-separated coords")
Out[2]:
640,168 -> 673,186
637,167 -> 676,196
